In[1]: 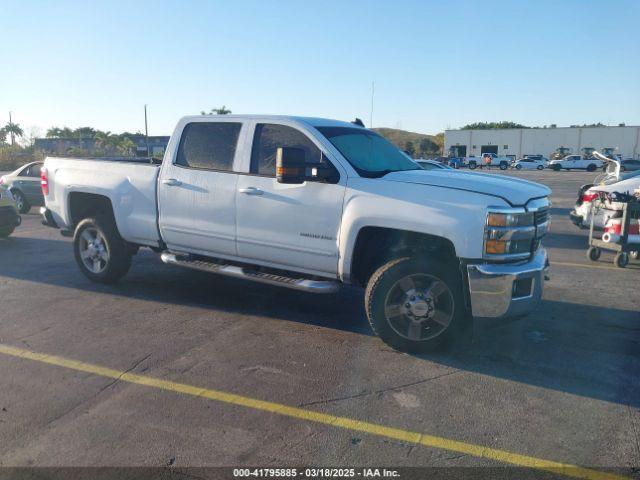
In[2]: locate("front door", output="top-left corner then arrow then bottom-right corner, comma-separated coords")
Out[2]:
17,163 -> 44,205
158,121 -> 245,257
236,123 -> 345,276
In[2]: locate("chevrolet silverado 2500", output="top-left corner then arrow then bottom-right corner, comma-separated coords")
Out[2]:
41,115 -> 550,352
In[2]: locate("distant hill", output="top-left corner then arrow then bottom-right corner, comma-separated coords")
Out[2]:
372,127 -> 440,157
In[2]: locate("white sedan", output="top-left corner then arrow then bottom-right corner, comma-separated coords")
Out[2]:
512,158 -> 546,170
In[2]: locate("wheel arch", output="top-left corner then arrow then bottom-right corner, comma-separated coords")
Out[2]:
348,226 -> 458,287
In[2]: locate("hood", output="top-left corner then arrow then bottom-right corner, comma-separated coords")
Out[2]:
382,170 -> 551,206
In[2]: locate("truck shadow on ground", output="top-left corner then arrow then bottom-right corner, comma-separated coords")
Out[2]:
1,236 -> 639,408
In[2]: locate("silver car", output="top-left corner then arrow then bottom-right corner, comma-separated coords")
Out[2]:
0,162 -> 44,213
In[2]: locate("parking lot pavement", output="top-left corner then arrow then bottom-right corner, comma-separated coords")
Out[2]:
0,172 -> 638,477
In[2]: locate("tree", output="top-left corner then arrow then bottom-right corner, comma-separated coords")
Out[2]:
4,122 -> 24,146
419,138 -> 438,157
46,126 -> 74,138
433,132 -> 445,155
404,141 -> 415,158
0,128 -> 6,145
117,137 -> 137,156
201,105 -> 232,115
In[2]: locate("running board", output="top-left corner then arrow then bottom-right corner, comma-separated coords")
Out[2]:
160,253 -> 339,294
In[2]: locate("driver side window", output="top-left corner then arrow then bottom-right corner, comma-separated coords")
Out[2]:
251,124 -> 323,176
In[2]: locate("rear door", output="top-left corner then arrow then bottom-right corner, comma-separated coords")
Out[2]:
158,120 -> 247,257
235,122 -> 346,276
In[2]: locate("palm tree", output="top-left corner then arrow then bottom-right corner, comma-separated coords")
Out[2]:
202,106 -> 232,115
4,122 -> 23,146
0,127 -> 6,145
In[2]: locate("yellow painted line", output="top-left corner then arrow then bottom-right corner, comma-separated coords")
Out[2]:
0,343 -> 628,480
552,261 -> 638,271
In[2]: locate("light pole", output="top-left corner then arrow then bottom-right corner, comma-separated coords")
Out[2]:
144,104 -> 150,157
8,111 -> 14,146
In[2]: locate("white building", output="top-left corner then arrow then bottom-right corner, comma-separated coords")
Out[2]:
445,125 -> 640,160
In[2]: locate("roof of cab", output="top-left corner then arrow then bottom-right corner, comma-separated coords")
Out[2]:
180,114 -> 363,129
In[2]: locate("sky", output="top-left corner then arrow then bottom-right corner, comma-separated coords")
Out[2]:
1,0 -> 639,138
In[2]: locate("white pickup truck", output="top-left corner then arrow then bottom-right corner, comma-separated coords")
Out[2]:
41,115 -> 550,352
466,153 -> 511,170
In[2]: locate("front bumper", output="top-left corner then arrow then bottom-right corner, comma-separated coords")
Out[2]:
0,205 -> 21,228
466,248 -> 548,318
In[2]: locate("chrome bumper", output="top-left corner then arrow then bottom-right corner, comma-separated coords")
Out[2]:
466,248 -> 548,318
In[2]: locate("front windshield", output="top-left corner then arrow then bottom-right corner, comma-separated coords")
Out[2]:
316,127 -> 420,178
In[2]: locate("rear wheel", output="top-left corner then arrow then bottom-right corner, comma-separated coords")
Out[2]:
73,215 -> 132,283
469,162 -> 477,170
553,164 -> 561,171
365,257 -> 466,353
537,165 -> 544,170
12,190 -> 30,214
515,164 -> 522,170
614,252 -> 629,268
586,164 -> 597,172
499,162 -> 508,170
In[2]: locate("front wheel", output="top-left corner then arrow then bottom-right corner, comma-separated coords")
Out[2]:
586,164 -> 597,172
553,164 -> 561,171
537,165 -> 544,170
365,257 -> 466,353
12,190 -> 30,214
614,252 -> 629,268
73,215 -> 132,283
515,164 -> 522,170
468,162 -> 477,170
499,162 -> 508,170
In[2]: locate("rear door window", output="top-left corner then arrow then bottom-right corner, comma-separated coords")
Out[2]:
175,122 -> 242,171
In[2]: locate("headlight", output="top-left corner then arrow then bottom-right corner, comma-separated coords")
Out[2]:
484,207 -> 539,260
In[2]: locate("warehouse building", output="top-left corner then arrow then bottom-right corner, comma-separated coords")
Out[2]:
445,125 -> 640,160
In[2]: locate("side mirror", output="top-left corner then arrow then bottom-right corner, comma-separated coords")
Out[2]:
276,147 -> 339,184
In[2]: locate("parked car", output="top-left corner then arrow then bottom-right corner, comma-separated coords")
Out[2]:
417,159 -> 454,171
548,155 -> 602,172
0,186 -> 21,238
512,158 -> 546,170
570,173 -> 640,229
619,159 -> 640,172
523,155 -> 549,163
0,161 -> 45,213
447,157 -> 464,169
41,114 -> 550,353
467,153 -> 510,170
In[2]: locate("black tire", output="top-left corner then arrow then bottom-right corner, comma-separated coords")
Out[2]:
537,165 -> 544,170
587,246 -> 601,262
586,164 -> 597,172
365,257 -> 467,353
468,162 -> 477,170
614,252 -> 629,268
0,226 -> 15,238
552,164 -> 561,171
515,164 -> 522,170
11,190 -> 30,214
499,162 -> 508,170
73,215 -> 132,283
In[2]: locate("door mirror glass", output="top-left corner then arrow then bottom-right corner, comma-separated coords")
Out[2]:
276,147 -> 339,184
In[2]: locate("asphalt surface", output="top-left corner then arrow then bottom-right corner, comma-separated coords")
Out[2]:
0,170 -> 638,477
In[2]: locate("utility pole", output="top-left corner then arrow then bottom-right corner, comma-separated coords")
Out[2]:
370,81 -> 375,129
144,104 -> 150,157
8,111 -> 14,146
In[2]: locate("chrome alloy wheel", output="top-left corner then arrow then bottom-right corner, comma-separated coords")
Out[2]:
79,227 -> 110,273
384,274 -> 454,341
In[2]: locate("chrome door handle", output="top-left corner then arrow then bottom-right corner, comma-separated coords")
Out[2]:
162,178 -> 182,186
238,187 -> 263,196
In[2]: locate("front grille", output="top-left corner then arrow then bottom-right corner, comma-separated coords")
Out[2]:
534,208 -> 549,226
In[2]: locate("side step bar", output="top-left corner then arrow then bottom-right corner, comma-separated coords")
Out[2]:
160,252 -> 339,294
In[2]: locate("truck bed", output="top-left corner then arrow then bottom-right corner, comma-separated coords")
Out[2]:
44,156 -> 162,247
